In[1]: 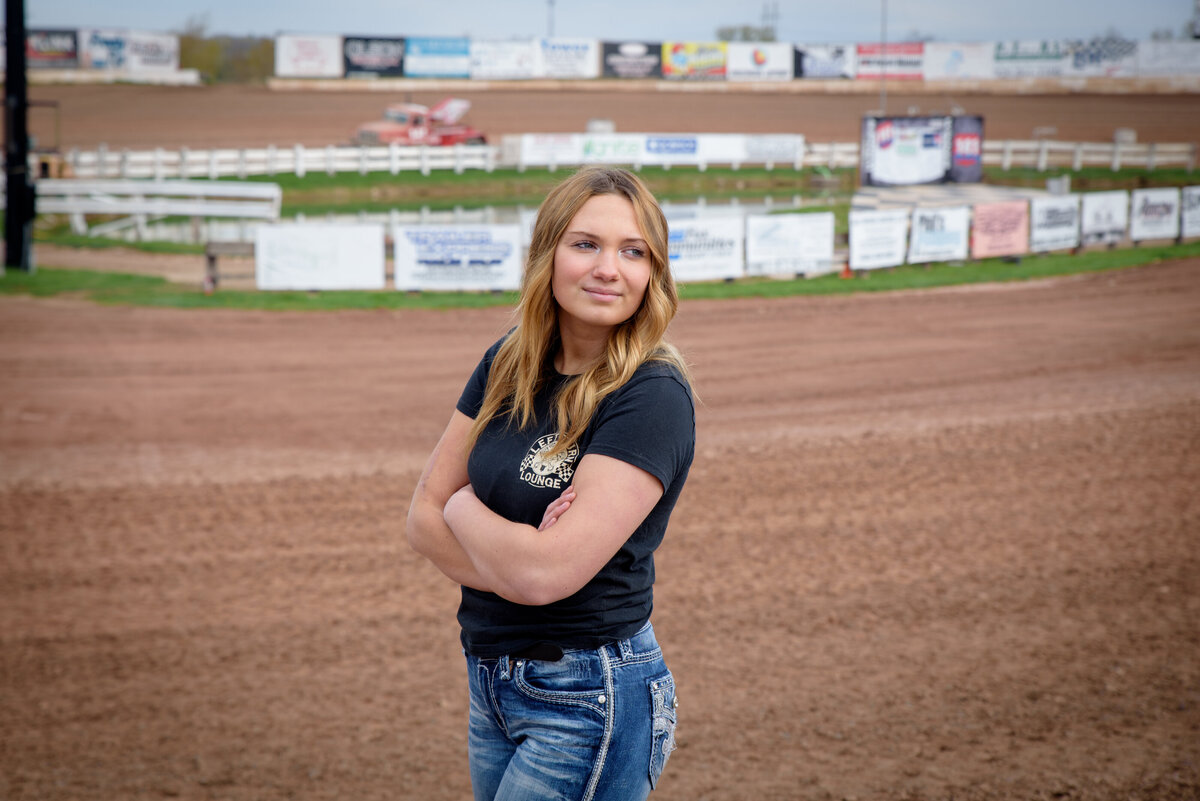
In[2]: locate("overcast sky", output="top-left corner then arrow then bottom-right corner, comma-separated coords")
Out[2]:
27,0 -> 1197,42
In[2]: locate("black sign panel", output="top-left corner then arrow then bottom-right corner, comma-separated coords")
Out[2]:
27,29 -> 78,69
343,36 -> 405,78
602,41 -> 662,79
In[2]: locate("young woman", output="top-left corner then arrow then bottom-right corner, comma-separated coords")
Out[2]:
406,165 -> 695,801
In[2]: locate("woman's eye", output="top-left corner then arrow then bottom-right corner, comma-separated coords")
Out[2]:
624,248 -> 646,259
573,241 -> 597,251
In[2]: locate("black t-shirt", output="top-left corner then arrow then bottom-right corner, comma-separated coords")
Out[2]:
454,336 -> 695,657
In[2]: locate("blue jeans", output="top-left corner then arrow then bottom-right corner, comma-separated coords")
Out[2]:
465,622 -> 678,801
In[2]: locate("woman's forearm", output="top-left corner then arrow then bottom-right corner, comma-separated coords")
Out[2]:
406,487 -> 494,591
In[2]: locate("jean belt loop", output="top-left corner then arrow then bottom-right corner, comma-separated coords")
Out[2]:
499,655 -> 511,680
618,636 -> 635,661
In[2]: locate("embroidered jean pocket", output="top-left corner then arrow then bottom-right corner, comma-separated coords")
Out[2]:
647,671 -> 677,789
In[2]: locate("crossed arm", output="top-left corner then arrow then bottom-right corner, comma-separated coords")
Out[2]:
405,410 -> 664,606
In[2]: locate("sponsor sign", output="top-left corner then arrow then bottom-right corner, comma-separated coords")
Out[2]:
1064,37 -> 1138,78
848,209 -> 909,270
518,133 -> 803,168
795,44 -> 855,78
923,42 -> 995,80
907,206 -> 970,263
1129,188 -> 1180,242
582,134 -> 644,163
727,42 -> 794,81
971,201 -> 1030,259
403,37 -> 470,78
1137,40 -> 1200,76
994,40 -> 1070,78
27,29 -> 78,69
393,226 -> 522,291
1080,190 -> 1129,246
256,223 -> 385,290
855,42 -> 924,80
1182,187 -> 1200,240
343,36 -> 404,78
661,42 -> 727,80
470,39 -> 540,79
861,116 -> 953,186
541,38 -> 600,78
1030,195 -> 1081,252
602,41 -> 662,78
275,34 -> 343,78
950,116 -> 984,184
746,212 -> 835,276
80,30 -> 178,71
667,216 -> 744,282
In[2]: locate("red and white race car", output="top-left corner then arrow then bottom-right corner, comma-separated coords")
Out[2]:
351,98 -> 487,146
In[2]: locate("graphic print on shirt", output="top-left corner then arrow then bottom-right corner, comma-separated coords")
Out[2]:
519,434 -> 579,490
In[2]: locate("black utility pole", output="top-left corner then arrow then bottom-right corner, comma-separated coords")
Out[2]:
5,0 -> 36,273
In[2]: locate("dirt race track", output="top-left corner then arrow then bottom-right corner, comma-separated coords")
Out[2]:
2,83 -> 1200,800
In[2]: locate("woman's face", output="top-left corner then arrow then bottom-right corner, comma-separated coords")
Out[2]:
551,193 -> 653,338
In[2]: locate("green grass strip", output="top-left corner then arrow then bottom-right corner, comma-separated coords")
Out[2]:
4,239 -> 1197,311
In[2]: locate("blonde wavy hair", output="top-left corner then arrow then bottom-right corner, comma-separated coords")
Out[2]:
468,166 -> 690,457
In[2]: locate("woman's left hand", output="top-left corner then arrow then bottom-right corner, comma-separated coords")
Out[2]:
538,485 -> 576,531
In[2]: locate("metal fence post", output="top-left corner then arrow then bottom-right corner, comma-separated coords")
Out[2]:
295,143 -> 306,178
1002,140 -> 1012,171
325,144 -> 336,176
1073,142 -> 1083,171
179,146 -> 189,179
1036,140 -> 1048,172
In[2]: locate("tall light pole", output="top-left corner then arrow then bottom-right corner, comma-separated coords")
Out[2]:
879,0 -> 888,114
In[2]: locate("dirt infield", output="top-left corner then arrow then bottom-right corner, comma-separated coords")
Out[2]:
26,83 -> 1200,150
1,259 -> 1198,800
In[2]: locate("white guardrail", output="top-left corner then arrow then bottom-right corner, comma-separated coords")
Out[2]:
40,139 -> 1197,180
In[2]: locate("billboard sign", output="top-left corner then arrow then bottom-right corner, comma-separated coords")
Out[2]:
343,36 -> 405,78
994,40 -> 1071,77
470,39 -> 540,79
907,206 -> 970,263
923,42 -> 995,80
393,226 -> 523,291
849,209 -> 909,270
661,42 -> 727,79
541,38 -> 600,78
667,216 -> 745,282
855,42 -> 924,80
27,29 -> 78,69
1129,188 -> 1180,242
1182,187 -> 1200,240
602,41 -> 662,78
256,224 -> 385,291
1030,195 -> 1081,252
971,201 -> 1030,259
861,116 -> 952,186
1081,190 -> 1129,246
275,34 -> 343,78
727,42 -> 794,81
1065,37 -> 1138,77
403,37 -> 470,78
795,44 -> 855,78
746,212 -> 836,276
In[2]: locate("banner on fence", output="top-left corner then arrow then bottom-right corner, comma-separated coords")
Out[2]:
517,133 -> 803,168
602,41 -> 662,78
855,42 -> 924,80
1030,195 -> 1081,252
80,30 -> 179,71
861,116 -> 952,186
27,29 -> 78,69
849,209 -> 909,270
1183,187 -> 1200,240
971,201 -> 1029,259
668,216 -> 744,282
727,42 -> 794,81
993,40 -> 1071,78
275,34 -> 343,78
1064,37 -> 1138,77
661,42 -> 727,79
1136,40 -> 1200,76
746,212 -> 835,276
541,38 -> 600,78
403,37 -> 470,78
923,42 -> 995,80
1081,190 -> 1129,246
393,225 -> 522,291
256,223 -> 385,290
470,39 -> 540,79
795,44 -> 856,78
907,206 -> 970,263
343,36 -> 405,78
1130,187 -> 1181,242
950,116 -> 985,184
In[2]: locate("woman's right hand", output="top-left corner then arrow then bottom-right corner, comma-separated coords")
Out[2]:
538,485 -> 576,531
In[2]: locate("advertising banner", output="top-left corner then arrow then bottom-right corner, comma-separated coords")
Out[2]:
81,30 -> 178,71
993,40 -> 1071,78
403,37 -> 470,78
1137,40 -> 1200,76
275,34 -> 343,78
950,115 -> 984,184
849,209 -> 909,270
861,116 -> 953,186
602,41 -> 662,78
971,201 -> 1029,259
27,29 -> 78,69
541,38 -> 600,78
923,42 -> 995,80
746,212 -> 835,277
470,39 -> 541,79
727,42 -> 794,81
1081,190 -> 1129,246
393,226 -> 522,291
343,36 -> 404,78
1182,187 -> 1200,240
256,224 -> 385,291
795,44 -> 855,78
1030,195 -> 1081,252
907,206 -> 970,264
1129,188 -> 1180,242
518,133 -> 803,168
667,216 -> 745,282
855,42 -> 924,80
1064,37 -> 1138,78
661,42 -> 727,80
